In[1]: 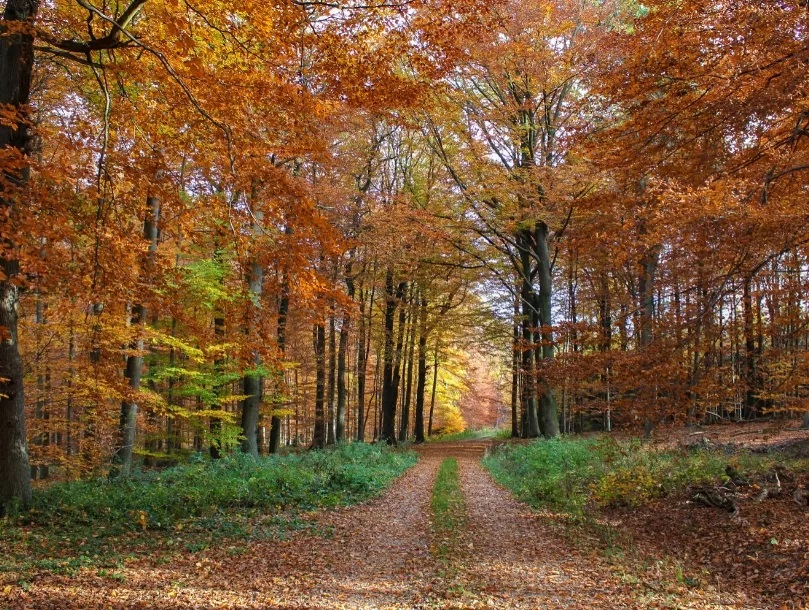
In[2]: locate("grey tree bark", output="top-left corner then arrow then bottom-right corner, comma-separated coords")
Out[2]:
337,262 -> 353,443
399,295 -> 416,442
428,345 -> 439,437
240,250 -> 264,457
355,284 -> 368,442
117,196 -> 159,476
742,275 -> 759,420
534,221 -> 559,438
511,290 -> 520,438
312,323 -> 326,449
209,243 -> 226,459
414,294 -> 428,443
31,287 -> 48,480
0,0 -> 40,513
380,269 -> 403,444
327,310 -> 336,445
639,241 -> 660,437
269,270 -> 289,454
518,231 -> 540,438
390,281 -> 408,441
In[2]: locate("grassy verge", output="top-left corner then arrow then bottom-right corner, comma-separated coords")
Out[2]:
484,435 -> 809,605
0,443 -> 415,582
483,435 -> 799,516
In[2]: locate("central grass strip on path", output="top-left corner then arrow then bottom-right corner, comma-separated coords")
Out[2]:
429,457 -> 467,596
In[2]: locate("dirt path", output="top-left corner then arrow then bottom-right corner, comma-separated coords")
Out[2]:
4,442 -> 753,609
451,456 -> 638,608
8,453 -> 442,610
413,442 -> 640,609
437,443 -> 755,610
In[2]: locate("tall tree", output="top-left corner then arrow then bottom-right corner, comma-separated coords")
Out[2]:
0,0 -> 38,513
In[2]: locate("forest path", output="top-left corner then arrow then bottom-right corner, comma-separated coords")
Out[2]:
428,441 -> 755,610
11,451 -> 443,610
6,441 -> 749,609
417,441 -> 640,609
448,448 -> 637,608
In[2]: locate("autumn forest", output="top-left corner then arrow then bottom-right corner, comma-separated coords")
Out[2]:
1,0 -> 809,607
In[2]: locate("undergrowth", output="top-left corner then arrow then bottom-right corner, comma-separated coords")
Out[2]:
0,443 -> 415,580
483,436 -> 787,516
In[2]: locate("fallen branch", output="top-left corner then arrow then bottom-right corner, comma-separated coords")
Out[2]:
692,486 -> 739,517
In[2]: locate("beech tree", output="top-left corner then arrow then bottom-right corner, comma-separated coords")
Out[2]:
5,0 -> 809,515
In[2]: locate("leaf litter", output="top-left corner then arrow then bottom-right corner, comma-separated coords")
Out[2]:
1,439 -> 793,609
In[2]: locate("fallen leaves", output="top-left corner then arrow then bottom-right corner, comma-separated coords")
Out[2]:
3,438 -> 801,609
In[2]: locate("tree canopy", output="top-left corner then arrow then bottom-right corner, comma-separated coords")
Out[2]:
2,0 -> 809,513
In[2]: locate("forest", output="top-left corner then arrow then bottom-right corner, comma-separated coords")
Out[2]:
1,0 -> 809,608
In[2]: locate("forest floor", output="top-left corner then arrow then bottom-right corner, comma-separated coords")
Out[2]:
1,433 -> 799,609
603,422 -> 809,609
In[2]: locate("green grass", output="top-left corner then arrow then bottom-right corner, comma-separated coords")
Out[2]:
430,458 -> 465,561
483,435 -> 794,516
429,427 -> 506,443
0,443 -> 416,579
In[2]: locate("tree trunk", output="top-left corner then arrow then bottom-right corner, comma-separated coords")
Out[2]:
210,245 -> 226,459
428,345 -> 439,437
117,196 -> 159,476
743,275 -> 759,419
599,273 -> 611,352
0,0 -> 39,514
356,285 -> 368,442
241,251 -> 264,457
389,281 -> 408,442
312,323 -> 326,449
336,316 -> 349,442
639,245 -> 659,349
166,318 -> 178,453
337,263 -> 353,443
518,230 -> 540,438
370,350 -> 380,441
240,369 -> 262,456
119,307 -> 143,475
511,290 -> 520,438
599,271 -> 612,430
414,294 -> 428,443
534,222 -> 559,438
380,269 -> 401,444
639,241 -> 660,437
83,302 -> 104,469
31,288 -> 48,480
327,310 -> 336,445
65,322 -> 76,459
269,267 -> 289,454
399,296 -> 416,442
